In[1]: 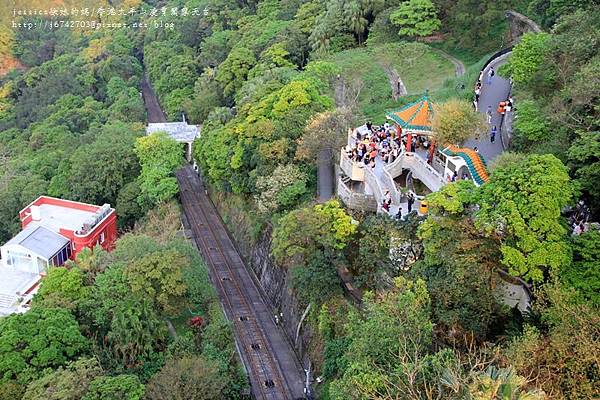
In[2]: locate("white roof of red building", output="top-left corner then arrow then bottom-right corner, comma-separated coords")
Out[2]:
28,203 -> 98,232
20,196 -> 113,236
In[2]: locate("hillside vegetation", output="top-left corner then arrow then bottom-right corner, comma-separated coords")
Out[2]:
0,0 -> 598,399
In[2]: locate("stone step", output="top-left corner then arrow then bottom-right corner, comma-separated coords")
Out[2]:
0,293 -> 17,309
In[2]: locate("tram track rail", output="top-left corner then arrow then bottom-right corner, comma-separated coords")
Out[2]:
176,167 -> 304,400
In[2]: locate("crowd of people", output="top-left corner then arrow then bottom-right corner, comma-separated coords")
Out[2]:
343,121 -> 428,218
344,121 -> 404,169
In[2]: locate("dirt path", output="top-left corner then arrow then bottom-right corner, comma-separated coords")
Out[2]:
378,61 -> 407,99
432,48 -> 466,77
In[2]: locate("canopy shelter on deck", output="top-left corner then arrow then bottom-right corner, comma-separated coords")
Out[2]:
386,92 -> 436,159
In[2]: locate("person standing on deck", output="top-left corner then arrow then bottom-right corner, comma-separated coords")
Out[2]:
407,192 -> 415,213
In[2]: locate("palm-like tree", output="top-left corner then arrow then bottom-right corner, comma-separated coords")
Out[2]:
309,19 -> 331,55
468,366 -> 545,400
344,1 -> 368,44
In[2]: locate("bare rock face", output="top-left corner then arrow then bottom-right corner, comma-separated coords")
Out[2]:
505,10 -> 543,45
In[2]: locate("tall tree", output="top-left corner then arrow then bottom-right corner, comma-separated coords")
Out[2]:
501,33 -> 551,87
134,132 -> 183,207
22,358 -> 103,400
83,374 -> 145,400
271,200 -> 357,268
328,277 -> 438,399
144,356 -> 228,400
215,47 -> 257,97
124,250 -> 188,316
506,284 -> 600,399
431,99 -> 487,146
33,267 -> 89,311
390,0 -> 441,38
561,230 -> 600,306
475,154 -> 573,282
0,308 -> 89,384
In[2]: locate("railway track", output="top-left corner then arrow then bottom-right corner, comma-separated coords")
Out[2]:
176,167 -> 305,400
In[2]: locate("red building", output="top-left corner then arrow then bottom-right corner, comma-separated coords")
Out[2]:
18,196 -> 118,258
0,196 -> 117,315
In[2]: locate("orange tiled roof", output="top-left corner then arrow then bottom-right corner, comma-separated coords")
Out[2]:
386,93 -> 434,132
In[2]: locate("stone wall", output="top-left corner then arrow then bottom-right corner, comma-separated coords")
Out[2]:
338,178 -> 378,212
506,10 -> 542,44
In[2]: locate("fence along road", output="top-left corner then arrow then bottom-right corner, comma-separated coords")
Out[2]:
176,166 -> 306,400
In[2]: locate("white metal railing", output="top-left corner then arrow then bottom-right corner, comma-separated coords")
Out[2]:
397,153 -> 445,192
363,165 -> 384,204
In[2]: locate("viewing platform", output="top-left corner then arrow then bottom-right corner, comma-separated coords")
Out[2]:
337,93 -> 490,217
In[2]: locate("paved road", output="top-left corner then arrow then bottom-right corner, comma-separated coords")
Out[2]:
465,56 -> 512,162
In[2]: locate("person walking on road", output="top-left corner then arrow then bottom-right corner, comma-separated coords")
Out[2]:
490,125 -> 497,143
486,105 -> 493,124
487,67 -> 495,85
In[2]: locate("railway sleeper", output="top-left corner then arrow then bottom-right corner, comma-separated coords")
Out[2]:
264,380 -> 275,388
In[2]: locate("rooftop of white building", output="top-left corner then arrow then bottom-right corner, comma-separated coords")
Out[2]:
4,225 -> 70,259
19,196 -> 113,236
146,121 -> 200,142
28,203 -> 97,233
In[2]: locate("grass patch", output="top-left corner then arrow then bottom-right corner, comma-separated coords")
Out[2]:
431,53 -> 491,103
171,308 -> 196,336
386,44 -> 455,94
328,42 -> 455,123
328,46 -> 391,122
429,41 -> 483,66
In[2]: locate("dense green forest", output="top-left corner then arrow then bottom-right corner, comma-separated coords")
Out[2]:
1,0 -> 599,399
